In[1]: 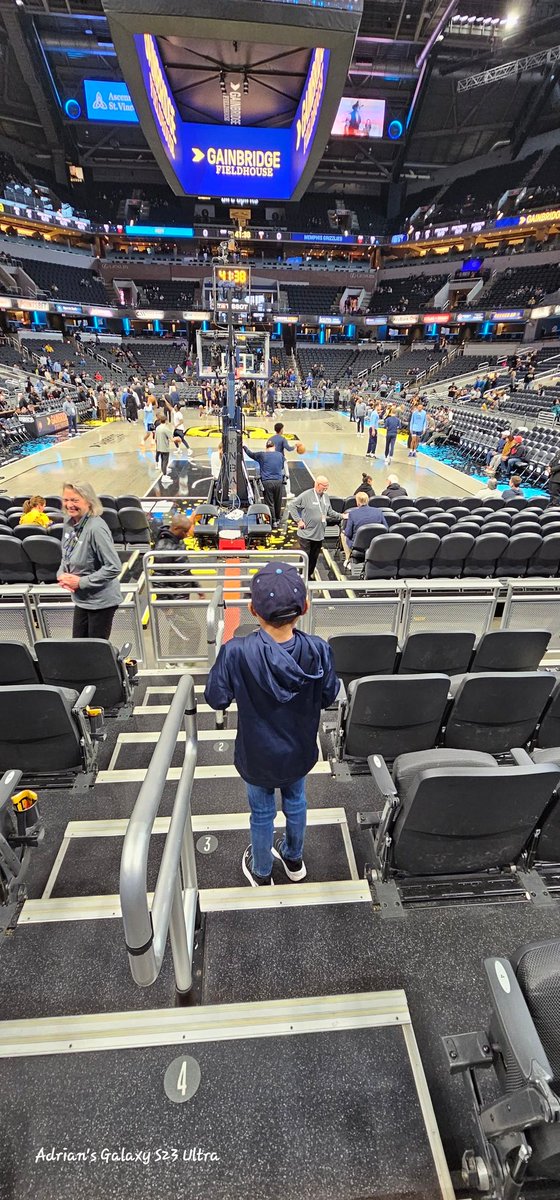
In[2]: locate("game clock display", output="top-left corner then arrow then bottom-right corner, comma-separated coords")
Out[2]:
216,268 -> 250,286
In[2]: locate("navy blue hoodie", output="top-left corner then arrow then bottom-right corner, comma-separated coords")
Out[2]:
204,628 -> 339,786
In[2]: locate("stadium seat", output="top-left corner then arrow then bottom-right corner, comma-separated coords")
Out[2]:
470,630 -> 551,673
23,535 -> 62,583
495,532 -> 543,577
349,523 -> 388,568
0,537 -> 34,583
13,525 -> 46,543
430,532 -> 475,577
443,939 -> 560,1195
442,671 -> 555,753
35,639 -> 137,717
336,673 -> 450,760
0,684 -> 103,786
99,495 -> 117,510
48,524 -> 65,541
329,634 -> 398,688
364,534 -> 405,579
463,533 -> 509,578
101,508 -> 125,544
397,533 -> 440,578
118,507 -> 151,546
527,533 -> 560,576
116,496 -> 143,510
532,680 -> 560,749
246,503 -> 271,544
364,749 -> 560,877
398,631 -> 476,676
0,643 -> 40,685
193,503 -> 220,545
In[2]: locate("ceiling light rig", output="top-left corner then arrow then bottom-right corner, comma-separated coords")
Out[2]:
243,71 -> 249,94
219,70 -> 226,94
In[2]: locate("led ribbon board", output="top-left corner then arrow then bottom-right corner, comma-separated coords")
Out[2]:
134,34 -> 329,200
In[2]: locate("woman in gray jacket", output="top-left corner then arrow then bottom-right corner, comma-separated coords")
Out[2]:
58,480 -> 122,639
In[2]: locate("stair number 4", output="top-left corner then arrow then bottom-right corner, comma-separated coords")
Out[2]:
177,1061 -> 188,1097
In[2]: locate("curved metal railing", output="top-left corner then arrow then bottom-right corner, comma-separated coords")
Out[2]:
120,673 -> 198,995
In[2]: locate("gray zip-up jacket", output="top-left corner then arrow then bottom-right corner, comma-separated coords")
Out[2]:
288,488 -> 341,543
58,514 -> 122,610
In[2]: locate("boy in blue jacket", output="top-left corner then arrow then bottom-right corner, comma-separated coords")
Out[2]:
205,562 -> 340,886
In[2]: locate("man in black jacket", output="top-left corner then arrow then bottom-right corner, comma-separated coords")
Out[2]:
547,454 -> 560,506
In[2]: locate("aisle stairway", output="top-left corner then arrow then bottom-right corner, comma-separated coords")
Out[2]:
0,660 -> 455,1200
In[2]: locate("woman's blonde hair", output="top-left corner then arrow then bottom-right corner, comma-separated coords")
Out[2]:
62,481 -> 103,517
22,495 -> 46,514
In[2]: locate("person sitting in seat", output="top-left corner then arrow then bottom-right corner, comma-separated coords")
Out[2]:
474,478 -> 498,500
502,474 -> 525,500
382,474 -> 408,500
342,491 -> 387,566
20,495 -> 51,528
354,473 -> 374,499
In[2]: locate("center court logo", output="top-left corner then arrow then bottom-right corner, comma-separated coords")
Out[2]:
191,146 -> 282,178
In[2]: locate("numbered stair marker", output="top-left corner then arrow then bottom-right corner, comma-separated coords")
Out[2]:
164,1056 -> 201,1104
196,834 -> 218,855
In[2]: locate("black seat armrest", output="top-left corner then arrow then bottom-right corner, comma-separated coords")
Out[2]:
72,684 -> 96,713
484,956 -> 554,1089
367,753 -> 398,800
0,768 -> 23,816
118,641 -> 132,661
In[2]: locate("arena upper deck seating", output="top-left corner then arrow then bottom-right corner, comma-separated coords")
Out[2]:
15,260 -> 106,304
481,263 -> 560,309
368,274 -> 448,315
285,285 -> 341,315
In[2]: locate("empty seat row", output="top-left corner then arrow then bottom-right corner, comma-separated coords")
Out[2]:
0,494 -> 143,514
360,531 -> 560,578
336,670 -> 560,762
0,639 -> 137,715
329,629 -> 550,690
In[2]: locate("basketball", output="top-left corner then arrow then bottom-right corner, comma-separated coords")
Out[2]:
296,442 -> 306,454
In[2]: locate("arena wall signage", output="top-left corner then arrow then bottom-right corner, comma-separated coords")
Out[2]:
490,310 -> 525,321
83,80 -> 138,124
422,313 -> 450,323
125,224 -> 194,237
456,312 -> 484,322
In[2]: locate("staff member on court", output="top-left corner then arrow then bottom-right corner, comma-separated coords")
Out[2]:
288,476 -> 341,578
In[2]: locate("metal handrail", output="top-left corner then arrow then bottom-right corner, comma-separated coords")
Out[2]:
120,673 -> 198,995
206,583 -> 225,668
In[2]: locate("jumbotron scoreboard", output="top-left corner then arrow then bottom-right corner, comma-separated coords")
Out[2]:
102,0 -> 363,200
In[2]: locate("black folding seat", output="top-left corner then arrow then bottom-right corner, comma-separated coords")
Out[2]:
0,642 -> 40,685
461,497 -> 480,511
442,671 -> 555,753
101,508 -> 125,544
397,533 -> 440,578
35,639 -> 136,716
13,524 -> 46,542
415,497 -> 440,511
48,524 -> 65,542
365,751 -> 559,877
246,503 -> 271,544
431,532 -> 474,578
528,496 -> 548,511
328,634 -> 398,689
383,511 -> 400,529
116,496 -> 143,510
512,511 -> 539,527
99,494 -> 117,510
511,521 -> 542,537
349,524 -> 388,568
505,497 -> 528,511
336,673 -> 450,760
443,938 -> 560,1193
23,536 -> 62,583
118,507 -> 151,547
438,497 -> 462,510
472,507 -> 494,521
45,496 -> 62,510
12,496 -> 30,508
527,532 -> 560,577
407,511 -> 430,528
398,630 -> 475,676
484,521 -> 511,536
6,513 -> 23,528
449,506 -> 471,520
368,497 -> 393,510
327,497 -> 345,515
392,497 -> 412,512
364,534 -> 405,580
484,496 -> 505,510
391,522 -> 419,539
431,513 -> 455,527
455,520 -> 483,537
471,629 -> 551,674
193,503 -> 220,545
0,683 -> 102,786
0,497 -> 12,513
421,507 -> 444,520
495,532 -> 543,577
0,536 -> 34,583
342,496 -> 357,511
463,533 -> 509,577
424,522 -> 450,539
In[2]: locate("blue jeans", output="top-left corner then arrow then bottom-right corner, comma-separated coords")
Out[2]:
246,777 -> 307,877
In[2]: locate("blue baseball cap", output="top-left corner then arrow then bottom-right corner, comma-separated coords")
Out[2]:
250,562 -> 307,623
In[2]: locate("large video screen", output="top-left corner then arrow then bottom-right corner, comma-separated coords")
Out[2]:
134,35 -> 329,200
331,97 -> 385,138
83,79 -> 138,123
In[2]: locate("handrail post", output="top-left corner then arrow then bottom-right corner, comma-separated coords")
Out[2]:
206,583 -> 225,727
120,674 -> 198,995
